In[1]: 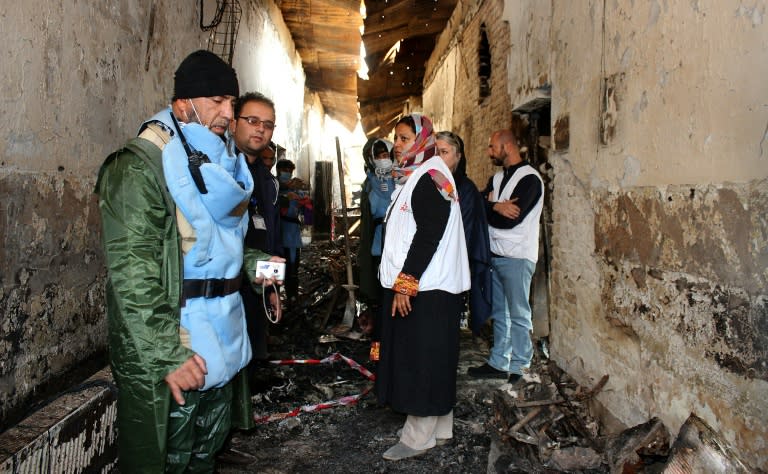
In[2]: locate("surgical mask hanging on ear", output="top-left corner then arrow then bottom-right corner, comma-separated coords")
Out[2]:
188,99 -> 205,128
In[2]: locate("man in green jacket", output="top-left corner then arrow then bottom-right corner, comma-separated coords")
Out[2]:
96,50 -> 281,473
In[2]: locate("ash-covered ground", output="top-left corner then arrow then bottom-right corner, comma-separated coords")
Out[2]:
221,335 -> 499,474
218,239 -> 676,474
219,239 -> 501,473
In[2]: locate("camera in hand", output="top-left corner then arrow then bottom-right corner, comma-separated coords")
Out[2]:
254,261 -> 286,281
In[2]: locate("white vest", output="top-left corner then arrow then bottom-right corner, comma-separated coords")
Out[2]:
488,164 -> 543,263
378,159 -> 470,294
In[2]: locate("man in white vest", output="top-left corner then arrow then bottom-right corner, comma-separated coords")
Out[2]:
468,129 -> 544,384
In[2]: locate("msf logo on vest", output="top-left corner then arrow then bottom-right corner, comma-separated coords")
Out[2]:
399,202 -> 411,213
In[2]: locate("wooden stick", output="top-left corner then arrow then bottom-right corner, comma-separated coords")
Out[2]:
514,398 -> 565,408
508,407 -> 543,434
573,374 -> 609,401
334,137 -> 357,329
508,430 -> 538,445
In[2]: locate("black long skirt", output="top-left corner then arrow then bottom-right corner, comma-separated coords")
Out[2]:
375,288 -> 462,417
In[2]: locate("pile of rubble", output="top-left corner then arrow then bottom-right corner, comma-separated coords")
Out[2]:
490,355 -> 751,473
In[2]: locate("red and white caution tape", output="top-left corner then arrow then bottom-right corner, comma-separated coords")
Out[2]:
253,352 -> 375,424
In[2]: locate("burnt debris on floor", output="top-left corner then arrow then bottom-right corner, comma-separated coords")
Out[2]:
220,239 -> 750,474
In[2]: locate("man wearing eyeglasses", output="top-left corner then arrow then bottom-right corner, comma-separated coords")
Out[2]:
232,93 -> 283,370
233,92 -> 282,257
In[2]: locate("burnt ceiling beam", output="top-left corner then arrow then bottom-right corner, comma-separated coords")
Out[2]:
357,0 -> 457,135
278,0 -> 363,130
277,0 -> 458,134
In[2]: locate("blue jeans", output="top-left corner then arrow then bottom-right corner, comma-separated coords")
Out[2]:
488,257 -> 535,375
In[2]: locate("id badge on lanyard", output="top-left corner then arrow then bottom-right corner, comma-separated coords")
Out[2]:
251,212 -> 267,230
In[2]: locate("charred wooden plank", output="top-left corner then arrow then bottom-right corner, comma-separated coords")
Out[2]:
604,417 -> 669,474
661,414 -> 750,473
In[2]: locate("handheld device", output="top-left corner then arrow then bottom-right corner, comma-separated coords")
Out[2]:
254,261 -> 286,281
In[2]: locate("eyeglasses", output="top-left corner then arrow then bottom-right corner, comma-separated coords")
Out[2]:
237,116 -> 275,130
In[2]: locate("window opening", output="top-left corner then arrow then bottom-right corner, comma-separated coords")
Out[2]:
478,24 -> 492,103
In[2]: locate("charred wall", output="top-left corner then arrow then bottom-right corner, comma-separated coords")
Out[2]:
0,175 -> 106,430
546,0 -> 768,469
595,185 -> 768,380
0,0 -> 206,430
0,0 -> 315,431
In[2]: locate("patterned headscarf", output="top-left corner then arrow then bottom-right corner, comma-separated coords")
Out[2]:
398,114 -> 436,168
394,114 -> 456,201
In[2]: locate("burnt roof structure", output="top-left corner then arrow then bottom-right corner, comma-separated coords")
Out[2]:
359,0 -> 458,136
277,0 -> 364,130
278,0 -> 458,135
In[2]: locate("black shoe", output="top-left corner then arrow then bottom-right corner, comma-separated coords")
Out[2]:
507,373 -> 523,384
467,363 -> 507,379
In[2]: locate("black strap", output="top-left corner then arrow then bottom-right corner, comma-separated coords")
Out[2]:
181,276 -> 242,306
169,112 -> 210,194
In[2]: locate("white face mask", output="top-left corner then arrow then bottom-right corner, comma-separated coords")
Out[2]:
373,158 -> 393,172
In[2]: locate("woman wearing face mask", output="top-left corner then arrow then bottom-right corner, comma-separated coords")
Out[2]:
377,114 -> 470,461
275,159 -> 312,301
357,138 -> 395,363
435,131 -> 493,336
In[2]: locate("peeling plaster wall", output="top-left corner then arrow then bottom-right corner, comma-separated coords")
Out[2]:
422,49 -> 457,133
425,0 -> 767,467
545,0 -> 768,468
502,0 -> 551,108
0,0 -> 313,430
0,1 -> 205,174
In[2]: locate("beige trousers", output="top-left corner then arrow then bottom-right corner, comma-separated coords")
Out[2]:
399,410 -> 453,450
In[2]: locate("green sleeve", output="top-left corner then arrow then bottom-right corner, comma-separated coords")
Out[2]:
97,152 -> 192,381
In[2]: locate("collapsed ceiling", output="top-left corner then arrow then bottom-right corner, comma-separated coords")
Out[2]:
277,0 -> 458,136
277,0 -> 364,131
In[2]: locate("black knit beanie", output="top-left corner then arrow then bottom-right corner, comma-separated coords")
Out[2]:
173,50 -> 239,100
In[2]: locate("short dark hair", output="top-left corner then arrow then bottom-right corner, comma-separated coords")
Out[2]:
276,159 -> 295,171
235,91 -> 275,119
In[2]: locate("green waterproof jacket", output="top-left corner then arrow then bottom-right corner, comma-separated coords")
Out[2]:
96,137 -> 262,471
